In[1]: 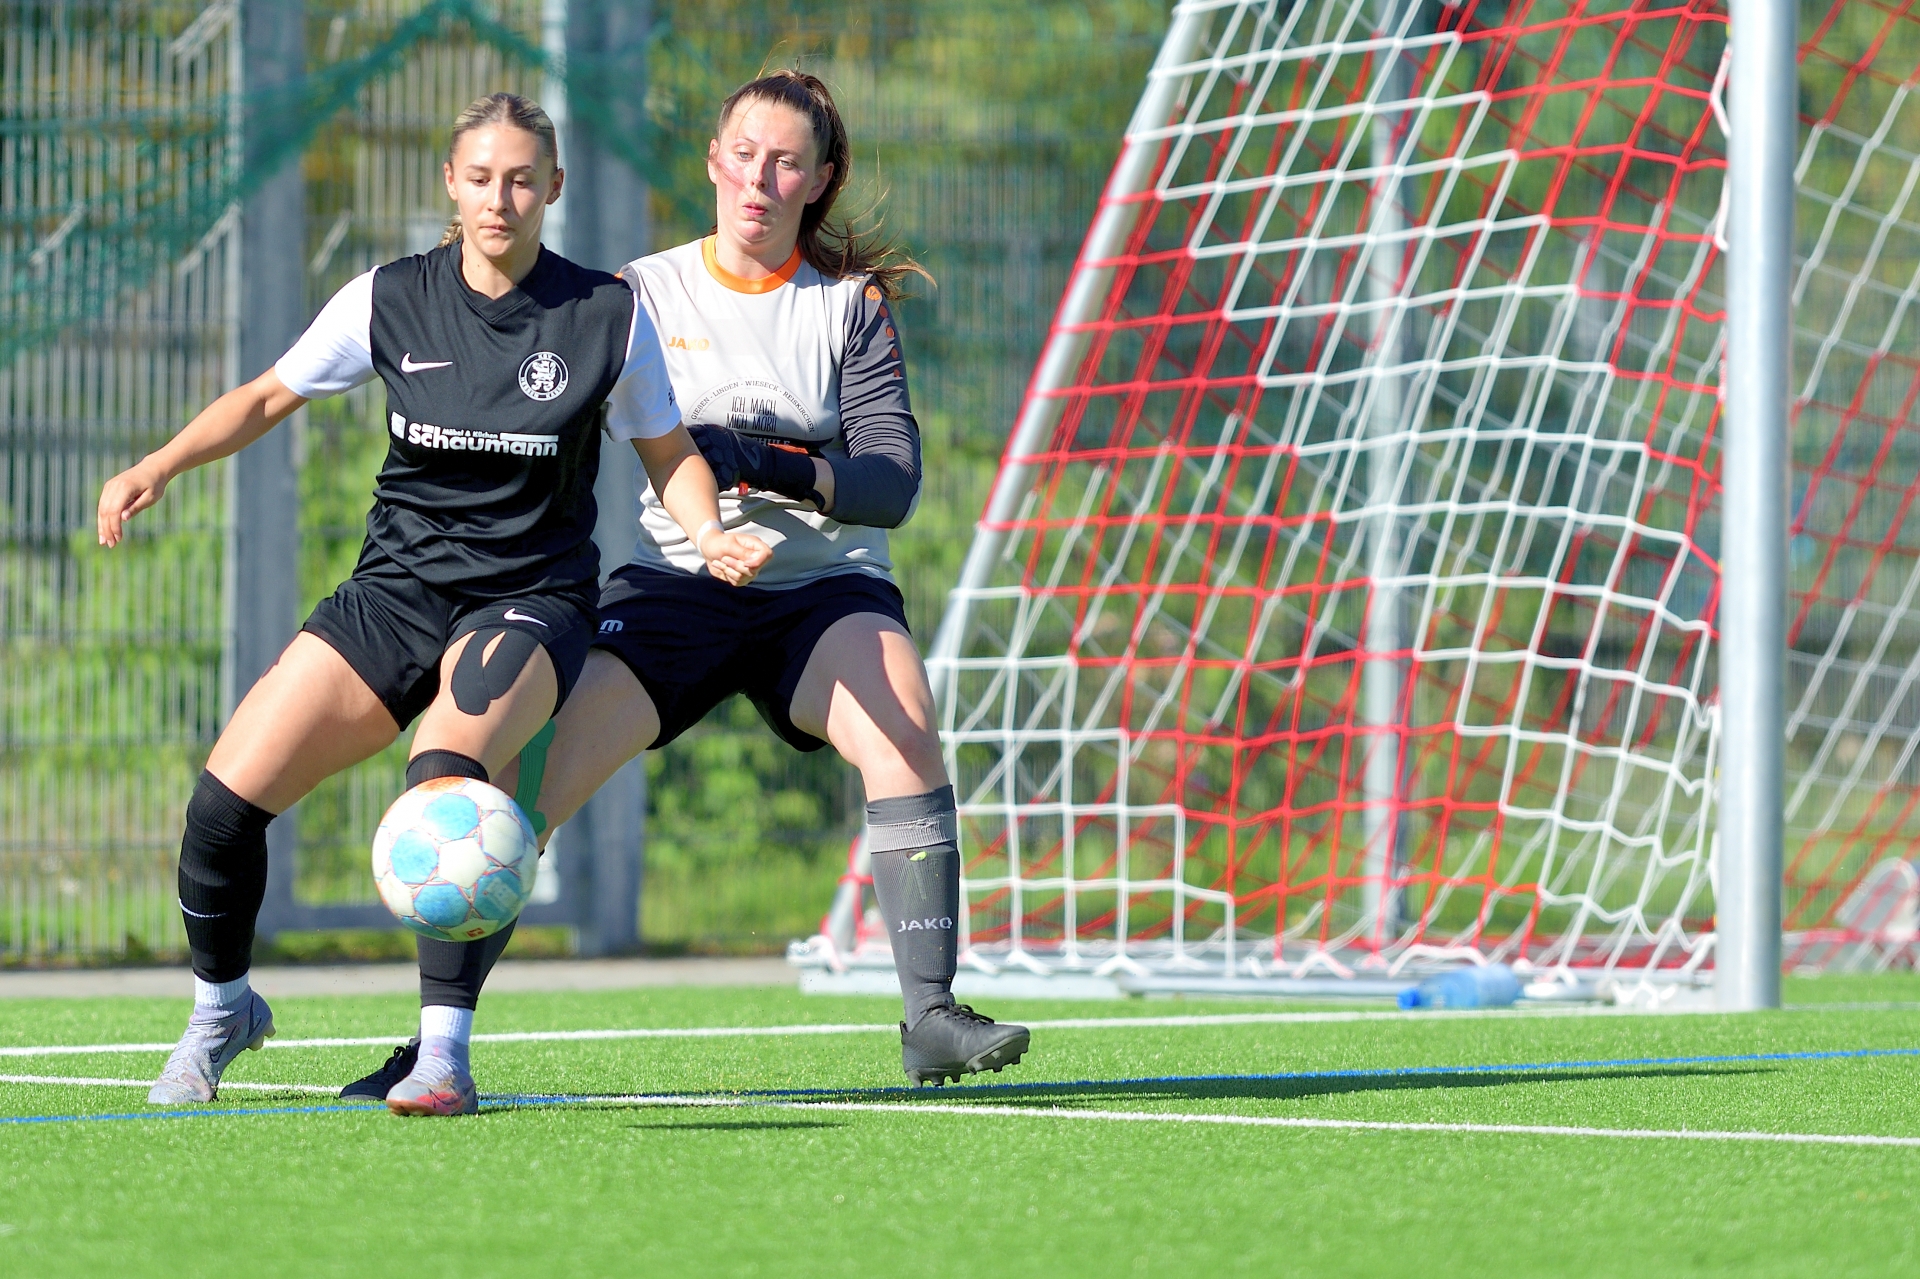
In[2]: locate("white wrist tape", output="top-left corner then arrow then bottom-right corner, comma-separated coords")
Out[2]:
694,519 -> 723,555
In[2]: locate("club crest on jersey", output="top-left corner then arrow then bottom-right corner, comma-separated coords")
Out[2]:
518,350 -> 569,401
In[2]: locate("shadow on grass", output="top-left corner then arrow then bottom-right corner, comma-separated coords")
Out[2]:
477,1063 -> 1775,1115
906,1064 -> 1774,1108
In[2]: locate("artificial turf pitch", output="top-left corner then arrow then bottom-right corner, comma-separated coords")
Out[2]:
2,976 -> 1917,1276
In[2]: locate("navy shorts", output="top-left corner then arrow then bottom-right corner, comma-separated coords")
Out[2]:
592,565 -> 911,751
302,540 -> 597,730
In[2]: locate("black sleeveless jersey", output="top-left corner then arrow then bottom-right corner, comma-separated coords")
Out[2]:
363,245 -> 634,598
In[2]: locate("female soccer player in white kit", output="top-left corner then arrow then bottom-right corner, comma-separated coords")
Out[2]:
97,93 -> 768,1115
341,71 -> 1030,1098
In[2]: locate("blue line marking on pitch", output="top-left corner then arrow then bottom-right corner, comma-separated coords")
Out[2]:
8,1045 -> 1920,1125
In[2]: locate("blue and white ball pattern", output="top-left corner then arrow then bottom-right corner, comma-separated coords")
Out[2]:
371,778 -> 539,942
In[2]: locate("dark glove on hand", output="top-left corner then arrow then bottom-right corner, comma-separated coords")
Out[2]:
686,424 -> 824,508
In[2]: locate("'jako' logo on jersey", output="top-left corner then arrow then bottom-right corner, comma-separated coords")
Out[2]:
518,351 -> 569,401
666,335 -> 710,351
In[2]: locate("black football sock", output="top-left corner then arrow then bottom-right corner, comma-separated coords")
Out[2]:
866,785 -> 961,1031
417,920 -> 517,1012
177,770 -> 276,984
405,748 -> 512,1011
406,749 -> 487,789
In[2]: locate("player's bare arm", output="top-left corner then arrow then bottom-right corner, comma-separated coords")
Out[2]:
631,426 -> 771,586
96,370 -> 307,547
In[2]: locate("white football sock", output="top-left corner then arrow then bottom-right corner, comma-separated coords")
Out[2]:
192,973 -> 250,1015
419,1005 -> 474,1071
420,1004 -> 473,1043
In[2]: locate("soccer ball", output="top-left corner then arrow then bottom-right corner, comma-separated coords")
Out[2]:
371,778 -> 539,942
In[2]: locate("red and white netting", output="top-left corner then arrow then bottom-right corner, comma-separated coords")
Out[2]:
913,0 -> 1920,993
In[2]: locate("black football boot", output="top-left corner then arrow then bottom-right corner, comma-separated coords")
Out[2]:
339,1037 -> 420,1100
900,1004 -> 1031,1086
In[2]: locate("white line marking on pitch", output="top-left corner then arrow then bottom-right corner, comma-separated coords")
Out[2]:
0,1025 -> 890,1057
780,1101 -> 1920,1148
0,1006 -> 1657,1059
0,1074 -> 336,1095
8,1077 -> 1917,1147
523,1093 -> 1920,1149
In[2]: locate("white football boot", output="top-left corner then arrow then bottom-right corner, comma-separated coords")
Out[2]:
384,1042 -> 478,1116
147,990 -> 276,1104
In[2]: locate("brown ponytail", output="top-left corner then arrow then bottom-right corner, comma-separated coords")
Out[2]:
716,71 -> 929,297
437,92 -> 561,248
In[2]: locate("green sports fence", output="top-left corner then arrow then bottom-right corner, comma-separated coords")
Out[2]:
0,0 -> 1160,960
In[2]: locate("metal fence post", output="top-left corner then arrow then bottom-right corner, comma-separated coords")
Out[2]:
553,0 -> 651,955
1717,0 -> 1794,1011
231,0 -> 305,944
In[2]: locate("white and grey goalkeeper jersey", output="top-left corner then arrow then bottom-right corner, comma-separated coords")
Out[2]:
611,236 -> 923,589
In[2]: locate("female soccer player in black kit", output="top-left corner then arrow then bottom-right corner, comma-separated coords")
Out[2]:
97,93 -> 769,1115
345,72 -> 1031,1096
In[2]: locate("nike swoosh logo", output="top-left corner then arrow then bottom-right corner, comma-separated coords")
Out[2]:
502,608 -> 548,626
400,353 -> 452,373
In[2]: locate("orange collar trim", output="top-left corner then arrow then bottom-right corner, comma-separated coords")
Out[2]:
702,236 -> 802,294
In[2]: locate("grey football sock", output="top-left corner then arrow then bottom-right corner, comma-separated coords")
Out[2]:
866,785 -> 960,1031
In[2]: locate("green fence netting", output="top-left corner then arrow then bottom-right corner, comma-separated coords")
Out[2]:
0,0 -> 1162,958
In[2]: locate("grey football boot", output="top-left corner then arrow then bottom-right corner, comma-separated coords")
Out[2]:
384,1043 -> 478,1116
900,1003 -> 1030,1086
147,990 -> 276,1104
339,1037 -> 420,1101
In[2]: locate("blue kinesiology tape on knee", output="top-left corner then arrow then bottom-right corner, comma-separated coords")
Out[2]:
450,626 -> 542,716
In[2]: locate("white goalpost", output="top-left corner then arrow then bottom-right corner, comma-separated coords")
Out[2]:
1716,0 -> 1794,1011
796,0 -> 1920,1007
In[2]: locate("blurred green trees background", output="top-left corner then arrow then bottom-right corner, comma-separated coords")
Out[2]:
631,2 -> 1162,947
0,1 -> 1160,960
9,1 -> 1909,962
288,1 -> 1166,950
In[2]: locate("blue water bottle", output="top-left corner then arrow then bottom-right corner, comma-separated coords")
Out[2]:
1397,963 -> 1522,1009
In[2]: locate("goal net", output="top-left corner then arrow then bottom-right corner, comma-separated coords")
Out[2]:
795,0 -> 1920,998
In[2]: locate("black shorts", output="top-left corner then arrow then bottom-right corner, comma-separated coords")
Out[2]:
592,565 -> 910,751
302,541 -> 598,730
